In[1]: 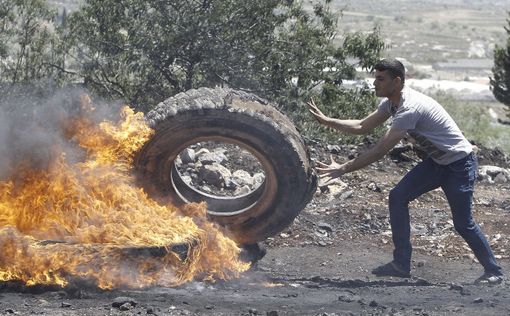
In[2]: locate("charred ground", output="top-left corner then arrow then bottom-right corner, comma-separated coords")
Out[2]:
0,140 -> 509,316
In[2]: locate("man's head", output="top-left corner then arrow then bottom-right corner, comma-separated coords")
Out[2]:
372,58 -> 405,98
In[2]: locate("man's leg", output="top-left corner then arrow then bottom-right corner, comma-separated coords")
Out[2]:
442,154 -> 502,276
387,158 -> 441,272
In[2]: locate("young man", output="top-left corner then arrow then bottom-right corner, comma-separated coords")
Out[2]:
307,58 -> 503,284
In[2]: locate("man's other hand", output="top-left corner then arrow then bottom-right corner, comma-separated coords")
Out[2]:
315,155 -> 345,185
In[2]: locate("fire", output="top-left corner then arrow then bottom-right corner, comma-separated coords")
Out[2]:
0,96 -> 249,289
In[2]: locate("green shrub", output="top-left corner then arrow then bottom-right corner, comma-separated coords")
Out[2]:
437,94 -> 510,154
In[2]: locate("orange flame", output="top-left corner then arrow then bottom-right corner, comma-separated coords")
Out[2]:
0,98 -> 249,289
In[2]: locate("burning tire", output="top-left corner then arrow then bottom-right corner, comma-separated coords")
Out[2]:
135,87 -> 317,244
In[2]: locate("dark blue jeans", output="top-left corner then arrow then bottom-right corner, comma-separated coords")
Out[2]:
388,152 -> 502,275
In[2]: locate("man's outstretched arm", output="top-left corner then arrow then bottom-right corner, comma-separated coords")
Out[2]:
307,98 -> 390,135
317,128 -> 407,183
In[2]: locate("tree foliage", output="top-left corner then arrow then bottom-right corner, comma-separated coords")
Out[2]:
64,0 -> 384,114
0,0 -> 65,89
491,12 -> 510,114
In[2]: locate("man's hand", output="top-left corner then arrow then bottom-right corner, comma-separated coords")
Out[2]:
306,98 -> 331,126
315,154 -> 346,185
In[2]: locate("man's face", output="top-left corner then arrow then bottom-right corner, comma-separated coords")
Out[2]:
373,70 -> 400,98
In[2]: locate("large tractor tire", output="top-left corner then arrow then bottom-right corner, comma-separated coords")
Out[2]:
135,87 -> 317,244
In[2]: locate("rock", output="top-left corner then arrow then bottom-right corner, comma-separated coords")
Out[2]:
267,311 -> 279,316
473,298 -> 484,303
321,182 -> 348,197
338,291 -> 360,302
411,224 -> 428,235
460,288 -> 471,296
339,190 -> 353,200
317,222 -> 333,232
55,290 -> 67,298
194,148 -> 210,157
37,299 -> 50,306
449,284 -> 463,291
112,296 -> 138,309
198,151 -> 227,165
317,240 -> 329,246
181,175 -> 192,184
478,165 -> 510,183
389,142 -> 414,162
367,182 -> 382,192
224,178 -> 238,189
198,163 -> 232,187
314,229 -> 328,238
253,172 -> 265,186
494,172 -> 508,183
180,148 -> 196,164
327,144 -> 342,154
348,148 -> 357,159
119,302 -> 133,311
231,169 -> 254,187
233,185 -> 251,196
174,155 -> 182,166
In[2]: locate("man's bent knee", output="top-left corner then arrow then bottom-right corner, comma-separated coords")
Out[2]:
453,220 -> 478,237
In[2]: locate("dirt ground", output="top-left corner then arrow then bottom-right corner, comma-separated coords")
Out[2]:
1,142 -> 509,316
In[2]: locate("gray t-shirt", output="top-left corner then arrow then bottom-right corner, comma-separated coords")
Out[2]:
377,87 -> 472,165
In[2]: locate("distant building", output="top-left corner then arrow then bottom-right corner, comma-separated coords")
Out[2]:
432,59 -> 493,74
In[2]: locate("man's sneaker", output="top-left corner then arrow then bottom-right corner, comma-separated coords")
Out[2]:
372,261 -> 411,278
474,272 -> 503,285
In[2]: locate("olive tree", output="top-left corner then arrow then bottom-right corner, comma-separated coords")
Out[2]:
66,0 -> 384,116
0,0 -> 65,88
491,12 -> 510,114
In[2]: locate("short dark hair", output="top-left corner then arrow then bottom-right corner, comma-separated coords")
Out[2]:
373,58 -> 405,83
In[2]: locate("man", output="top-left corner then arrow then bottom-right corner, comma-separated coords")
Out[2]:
307,58 -> 503,284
